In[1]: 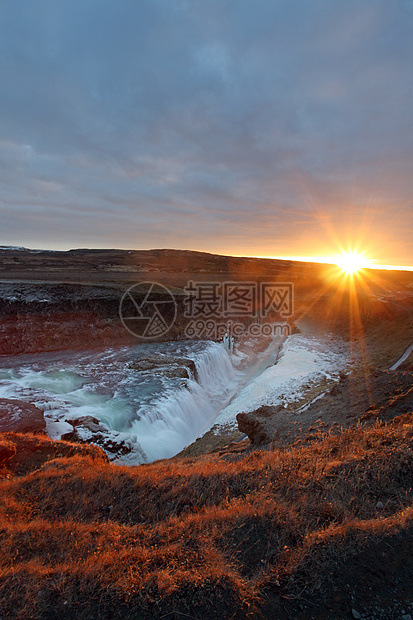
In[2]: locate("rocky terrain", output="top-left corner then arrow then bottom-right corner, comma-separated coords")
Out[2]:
237,367 -> 413,448
0,399 -> 46,435
0,247 -> 302,354
0,246 -> 412,355
128,353 -> 198,379
1,247 -> 413,618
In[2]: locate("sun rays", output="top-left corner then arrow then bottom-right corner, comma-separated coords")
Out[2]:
334,251 -> 370,275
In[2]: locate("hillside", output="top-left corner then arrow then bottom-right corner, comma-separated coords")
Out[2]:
0,247 -> 412,356
2,393 -> 413,619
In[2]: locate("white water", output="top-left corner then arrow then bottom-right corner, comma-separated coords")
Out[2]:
0,341 -> 237,463
0,333 -> 349,464
213,333 -> 350,430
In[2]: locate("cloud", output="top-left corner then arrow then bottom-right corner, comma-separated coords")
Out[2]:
0,0 -> 412,262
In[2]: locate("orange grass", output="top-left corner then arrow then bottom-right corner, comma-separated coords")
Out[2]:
1,416 -> 413,618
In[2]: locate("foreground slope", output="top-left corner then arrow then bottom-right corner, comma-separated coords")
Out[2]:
2,396 -> 413,619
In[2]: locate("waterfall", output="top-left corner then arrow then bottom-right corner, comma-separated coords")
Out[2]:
192,341 -> 236,395
0,341 -> 238,464
127,342 -> 236,462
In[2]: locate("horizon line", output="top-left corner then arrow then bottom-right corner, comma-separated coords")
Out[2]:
1,245 -> 413,272
260,256 -> 413,272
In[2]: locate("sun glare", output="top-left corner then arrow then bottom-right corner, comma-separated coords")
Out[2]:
335,251 -> 370,275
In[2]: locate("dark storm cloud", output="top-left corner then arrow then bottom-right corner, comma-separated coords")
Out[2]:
0,0 -> 412,261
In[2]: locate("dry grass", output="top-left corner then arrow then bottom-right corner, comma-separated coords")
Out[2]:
2,415 -> 413,618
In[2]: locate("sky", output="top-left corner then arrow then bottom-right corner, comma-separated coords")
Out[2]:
0,0 -> 412,266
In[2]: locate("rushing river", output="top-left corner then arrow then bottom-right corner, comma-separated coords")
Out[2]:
0,332 -> 347,464
0,340 -> 238,463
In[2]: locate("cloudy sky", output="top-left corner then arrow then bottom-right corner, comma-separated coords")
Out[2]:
1,0 -> 412,265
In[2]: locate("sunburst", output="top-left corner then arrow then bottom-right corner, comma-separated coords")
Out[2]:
335,251 -> 370,275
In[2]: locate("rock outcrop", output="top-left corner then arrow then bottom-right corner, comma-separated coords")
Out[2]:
129,354 -> 197,380
236,405 -> 287,445
61,415 -> 146,463
237,368 -> 413,449
0,278 -> 188,355
0,432 -> 109,474
0,399 -> 46,434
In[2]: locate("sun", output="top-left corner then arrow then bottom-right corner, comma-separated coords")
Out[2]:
335,251 -> 370,275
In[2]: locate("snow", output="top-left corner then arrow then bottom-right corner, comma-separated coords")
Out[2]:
45,418 -> 73,439
0,246 -> 53,252
212,333 -> 349,429
390,342 -> 413,370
